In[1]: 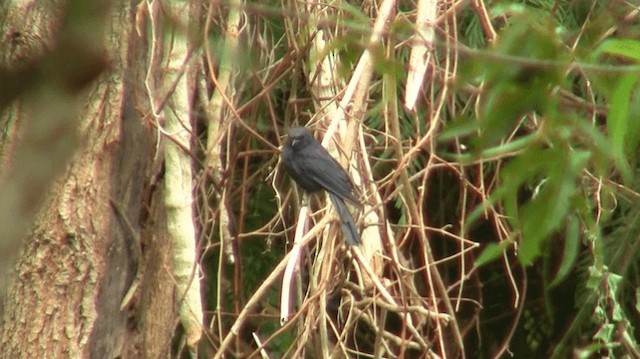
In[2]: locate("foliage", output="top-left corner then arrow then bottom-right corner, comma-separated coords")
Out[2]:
195,0 -> 640,357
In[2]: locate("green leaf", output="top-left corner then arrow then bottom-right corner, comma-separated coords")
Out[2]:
466,192 -> 501,230
337,1 -> 371,25
439,120 -> 480,142
607,73 -> 638,181
549,214 -> 580,288
587,265 -> 605,290
500,146 -> 556,232
444,133 -> 537,164
474,241 -> 512,268
593,323 -> 614,343
478,82 -> 531,147
518,150 -> 590,265
459,14 -> 568,149
590,38 -> 640,180
498,147 -> 590,266
625,89 -> 640,166
593,39 -> 640,62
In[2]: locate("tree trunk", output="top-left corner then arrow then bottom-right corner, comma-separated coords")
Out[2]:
0,0 -> 178,357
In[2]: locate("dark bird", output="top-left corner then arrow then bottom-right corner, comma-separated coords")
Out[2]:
283,127 -> 361,246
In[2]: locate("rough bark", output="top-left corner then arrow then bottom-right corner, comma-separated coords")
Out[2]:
0,0 -> 167,357
0,0 -> 79,297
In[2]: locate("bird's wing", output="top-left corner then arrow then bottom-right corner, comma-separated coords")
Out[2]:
302,145 -> 361,206
284,143 -> 323,192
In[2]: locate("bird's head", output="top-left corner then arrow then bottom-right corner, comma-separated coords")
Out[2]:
287,127 -> 313,151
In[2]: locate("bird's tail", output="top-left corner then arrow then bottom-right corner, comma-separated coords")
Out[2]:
328,193 -> 360,246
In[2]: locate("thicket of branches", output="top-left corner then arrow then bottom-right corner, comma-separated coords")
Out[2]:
190,1 -> 640,358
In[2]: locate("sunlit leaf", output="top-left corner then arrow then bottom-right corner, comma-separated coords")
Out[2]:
593,38 -> 640,62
